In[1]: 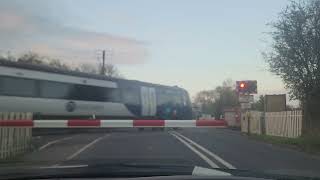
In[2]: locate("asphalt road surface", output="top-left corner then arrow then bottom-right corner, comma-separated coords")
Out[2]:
14,128 -> 320,176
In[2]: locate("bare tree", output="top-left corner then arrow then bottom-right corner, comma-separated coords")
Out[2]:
48,59 -> 70,70
17,52 -> 45,65
77,63 -> 99,74
251,95 -> 265,111
3,51 -> 124,78
105,64 -> 120,77
98,63 -> 122,78
16,52 -> 70,70
193,79 -> 238,118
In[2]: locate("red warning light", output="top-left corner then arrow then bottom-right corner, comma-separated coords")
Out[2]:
236,80 -> 257,94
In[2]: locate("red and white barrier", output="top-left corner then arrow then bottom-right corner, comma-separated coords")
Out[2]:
0,119 -> 227,128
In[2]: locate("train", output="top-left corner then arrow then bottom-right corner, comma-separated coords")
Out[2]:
0,59 -> 193,120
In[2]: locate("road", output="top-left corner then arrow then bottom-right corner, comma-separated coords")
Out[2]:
16,128 -> 320,176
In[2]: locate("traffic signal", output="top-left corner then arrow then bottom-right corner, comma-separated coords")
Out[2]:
236,80 -> 257,94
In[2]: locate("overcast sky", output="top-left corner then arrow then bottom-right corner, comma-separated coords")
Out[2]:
0,0 -> 294,101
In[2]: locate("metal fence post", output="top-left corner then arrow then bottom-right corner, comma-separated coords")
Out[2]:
247,111 -> 251,135
260,112 -> 266,135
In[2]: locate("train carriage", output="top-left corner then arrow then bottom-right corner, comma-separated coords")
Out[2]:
0,59 -> 192,120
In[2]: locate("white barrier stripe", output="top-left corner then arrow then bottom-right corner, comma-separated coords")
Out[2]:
101,120 -> 133,127
34,120 -> 68,128
165,120 -> 196,127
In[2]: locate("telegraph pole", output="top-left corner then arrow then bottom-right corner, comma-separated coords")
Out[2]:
101,50 -> 106,75
99,48 -> 113,75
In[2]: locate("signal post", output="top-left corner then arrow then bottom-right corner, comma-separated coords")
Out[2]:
236,80 -> 257,134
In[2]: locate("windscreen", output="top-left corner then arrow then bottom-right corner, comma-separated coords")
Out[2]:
0,0 -> 320,179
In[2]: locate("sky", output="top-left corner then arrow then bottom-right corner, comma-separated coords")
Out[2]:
0,0 -> 294,102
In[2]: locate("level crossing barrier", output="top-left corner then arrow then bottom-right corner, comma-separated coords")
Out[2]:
0,119 -> 227,128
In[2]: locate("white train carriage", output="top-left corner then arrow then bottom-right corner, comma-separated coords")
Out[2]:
0,59 -> 192,120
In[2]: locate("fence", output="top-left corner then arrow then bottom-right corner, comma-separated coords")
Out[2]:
0,112 -> 33,160
265,111 -> 302,138
241,110 -> 302,138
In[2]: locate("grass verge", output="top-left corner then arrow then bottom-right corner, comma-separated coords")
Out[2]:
250,134 -> 320,154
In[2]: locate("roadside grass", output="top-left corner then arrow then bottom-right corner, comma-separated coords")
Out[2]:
250,133 -> 320,154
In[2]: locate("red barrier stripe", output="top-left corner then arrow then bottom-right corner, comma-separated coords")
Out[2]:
196,120 -> 227,126
133,120 -> 165,127
67,120 -> 101,127
0,120 -> 33,127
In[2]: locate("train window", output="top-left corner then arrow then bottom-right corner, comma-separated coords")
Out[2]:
175,94 -> 183,105
39,80 -> 120,102
157,89 -> 183,105
122,87 -> 140,105
108,89 -> 121,102
0,76 -> 37,97
71,85 -> 112,102
40,81 -> 71,99
157,90 -> 171,105
0,77 -> 3,93
182,91 -> 189,106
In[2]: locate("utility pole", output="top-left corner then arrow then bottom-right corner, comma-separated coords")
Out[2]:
99,48 -> 113,75
101,50 -> 106,75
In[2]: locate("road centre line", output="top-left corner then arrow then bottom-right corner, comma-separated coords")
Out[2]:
173,131 -> 236,169
39,136 -> 74,151
66,134 -> 108,161
169,132 -> 219,169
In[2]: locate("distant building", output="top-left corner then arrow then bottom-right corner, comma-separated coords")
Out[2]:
224,107 -> 241,128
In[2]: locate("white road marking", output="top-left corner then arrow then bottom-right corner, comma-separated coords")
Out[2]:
39,136 -> 74,151
173,131 -> 236,169
66,135 -> 107,161
169,132 -> 219,168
